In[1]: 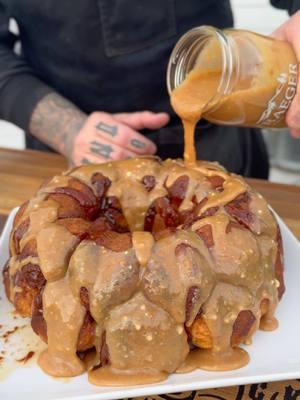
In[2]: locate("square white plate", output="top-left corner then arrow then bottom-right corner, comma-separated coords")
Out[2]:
0,208 -> 300,400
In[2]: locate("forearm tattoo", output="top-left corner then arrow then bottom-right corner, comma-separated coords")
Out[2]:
29,93 -> 86,157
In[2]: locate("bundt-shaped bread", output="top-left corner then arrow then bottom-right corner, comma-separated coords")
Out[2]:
3,157 -> 284,383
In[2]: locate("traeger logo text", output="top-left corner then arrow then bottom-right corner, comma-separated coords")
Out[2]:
257,64 -> 297,127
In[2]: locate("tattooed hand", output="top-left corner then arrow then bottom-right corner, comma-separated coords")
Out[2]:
29,92 -> 169,164
72,111 -> 169,165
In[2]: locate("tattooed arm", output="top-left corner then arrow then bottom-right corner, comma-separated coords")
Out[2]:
29,93 -> 87,157
29,92 -> 169,165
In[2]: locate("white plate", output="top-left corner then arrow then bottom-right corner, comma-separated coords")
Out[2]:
1,208 -> 300,400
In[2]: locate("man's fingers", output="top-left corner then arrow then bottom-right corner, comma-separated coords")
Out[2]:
72,111 -> 159,166
74,153 -> 106,166
73,137 -> 137,165
289,128 -> 300,138
286,88 -> 300,130
86,139 -> 137,160
114,111 -> 170,130
272,23 -> 300,130
93,116 -> 157,154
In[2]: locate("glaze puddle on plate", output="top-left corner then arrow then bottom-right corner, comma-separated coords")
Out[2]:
0,208 -> 300,400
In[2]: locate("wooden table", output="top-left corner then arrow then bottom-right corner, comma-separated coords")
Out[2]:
1,147 -> 300,400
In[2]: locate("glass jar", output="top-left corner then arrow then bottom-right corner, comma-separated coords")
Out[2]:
167,26 -> 298,128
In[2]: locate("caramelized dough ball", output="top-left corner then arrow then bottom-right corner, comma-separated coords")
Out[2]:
77,312 -> 96,351
231,310 -> 256,347
188,317 -> 213,349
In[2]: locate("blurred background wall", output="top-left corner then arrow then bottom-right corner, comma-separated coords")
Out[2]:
0,0 -> 299,184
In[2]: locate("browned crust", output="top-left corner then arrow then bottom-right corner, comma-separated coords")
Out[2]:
225,220 -> 247,234
47,193 -> 86,219
99,196 -> 129,233
13,217 -> 30,254
100,331 -> 110,366
77,312 -> 96,351
13,264 -> 46,317
207,175 -> 225,190
13,201 -> 29,228
185,286 -> 201,323
188,317 -> 213,349
260,298 -> 270,316
195,225 -> 214,248
142,175 -> 156,192
31,288 -> 47,342
17,238 -> 38,261
231,310 -> 256,347
144,197 -> 179,233
225,193 -> 254,229
2,261 -> 11,301
95,231 -> 132,252
56,218 -> 91,239
91,172 -> 111,198
53,178 -> 99,220
275,226 -> 285,300
189,310 -> 257,350
167,175 -> 189,208
153,227 -> 177,241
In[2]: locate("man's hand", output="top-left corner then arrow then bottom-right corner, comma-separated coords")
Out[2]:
272,11 -> 300,137
29,92 -> 169,164
72,111 -> 169,165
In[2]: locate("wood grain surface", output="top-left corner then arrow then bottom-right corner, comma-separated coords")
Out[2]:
0,147 -> 299,400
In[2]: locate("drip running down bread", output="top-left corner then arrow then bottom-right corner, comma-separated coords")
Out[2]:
3,157 -> 284,385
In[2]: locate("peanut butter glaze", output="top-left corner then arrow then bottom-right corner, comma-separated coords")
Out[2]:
39,278 -> 85,377
176,347 -> 250,373
88,366 -> 168,387
4,157 -> 284,385
171,71 -> 219,164
132,232 -> 154,266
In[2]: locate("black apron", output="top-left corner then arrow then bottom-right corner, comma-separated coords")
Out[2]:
22,0 -> 269,178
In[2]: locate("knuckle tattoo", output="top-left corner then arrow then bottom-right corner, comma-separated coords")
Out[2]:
130,138 -> 146,149
81,158 -> 91,165
95,121 -> 118,137
90,140 -> 113,159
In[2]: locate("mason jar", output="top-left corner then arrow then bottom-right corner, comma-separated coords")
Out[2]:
167,26 -> 298,128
